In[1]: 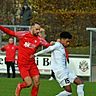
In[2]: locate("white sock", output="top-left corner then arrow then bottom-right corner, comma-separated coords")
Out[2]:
56,90 -> 72,96
77,84 -> 84,96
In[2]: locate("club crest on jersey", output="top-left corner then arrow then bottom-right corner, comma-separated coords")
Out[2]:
24,42 -> 36,48
34,40 -> 37,43
12,47 -> 15,49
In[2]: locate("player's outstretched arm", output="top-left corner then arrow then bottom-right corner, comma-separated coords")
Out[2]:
35,42 -> 59,56
0,25 -> 17,37
35,47 -> 50,56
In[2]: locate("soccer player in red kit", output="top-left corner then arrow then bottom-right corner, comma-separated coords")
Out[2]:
0,23 -> 51,96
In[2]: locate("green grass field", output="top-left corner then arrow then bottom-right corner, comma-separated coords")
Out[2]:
0,77 -> 96,96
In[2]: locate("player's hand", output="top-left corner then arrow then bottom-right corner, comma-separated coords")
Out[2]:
57,39 -> 60,42
30,54 -> 35,59
50,41 -> 55,45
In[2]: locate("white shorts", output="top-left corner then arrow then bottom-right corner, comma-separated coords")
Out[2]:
68,69 -> 77,83
54,68 -> 77,87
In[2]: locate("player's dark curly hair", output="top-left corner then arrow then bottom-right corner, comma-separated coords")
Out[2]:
60,31 -> 72,39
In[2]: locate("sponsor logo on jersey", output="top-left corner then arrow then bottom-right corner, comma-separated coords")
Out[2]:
24,42 -> 36,48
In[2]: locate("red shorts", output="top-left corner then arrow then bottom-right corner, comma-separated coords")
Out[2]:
18,62 -> 39,79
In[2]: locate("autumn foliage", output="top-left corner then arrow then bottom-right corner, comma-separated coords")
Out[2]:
0,0 -> 96,47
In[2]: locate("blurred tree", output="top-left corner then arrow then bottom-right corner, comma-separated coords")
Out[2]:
0,0 -> 96,47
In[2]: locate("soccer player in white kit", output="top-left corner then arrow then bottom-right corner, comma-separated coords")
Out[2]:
35,32 -> 84,96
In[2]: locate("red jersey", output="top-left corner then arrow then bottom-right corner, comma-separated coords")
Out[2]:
0,26 -> 50,64
1,44 -> 18,62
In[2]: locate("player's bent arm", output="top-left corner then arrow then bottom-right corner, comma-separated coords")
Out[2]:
0,46 -> 5,51
39,37 -> 50,47
0,25 -> 17,37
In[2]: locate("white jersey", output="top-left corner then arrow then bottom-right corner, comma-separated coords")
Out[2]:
35,42 -> 67,72
35,42 -> 77,87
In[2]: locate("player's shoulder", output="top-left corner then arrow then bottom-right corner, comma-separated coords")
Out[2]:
37,36 -> 43,40
16,31 -> 29,38
55,42 -> 61,45
54,42 -> 61,47
23,32 -> 30,36
5,44 -> 9,49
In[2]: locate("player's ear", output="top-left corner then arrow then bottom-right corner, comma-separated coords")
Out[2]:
30,26 -> 34,33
